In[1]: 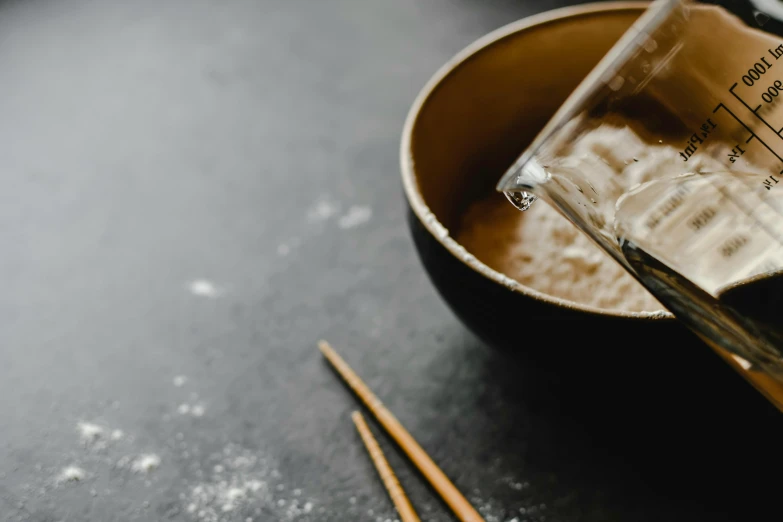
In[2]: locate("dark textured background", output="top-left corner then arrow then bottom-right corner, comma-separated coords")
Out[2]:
1,0 -> 782,520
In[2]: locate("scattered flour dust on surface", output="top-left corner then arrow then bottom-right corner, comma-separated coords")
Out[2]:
277,237 -> 301,258
183,443 -> 317,522
38,386 -> 525,521
338,205 -> 372,229
131,454 -> 161,474
177,403 -> 206,417
77,421 -> 104,444
76,420 -> 126,452
304,196 -> 371,230
47,418 -> 162,493
471,494 -> 548,522
57,466 -> 86,483
54,415 -> 522,522
187,279 -> 221,298
307,198 -> 340,223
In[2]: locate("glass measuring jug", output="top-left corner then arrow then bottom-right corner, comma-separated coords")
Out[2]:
496,0 -> 783,410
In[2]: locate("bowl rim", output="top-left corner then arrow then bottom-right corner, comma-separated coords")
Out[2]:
400,1 -> 675,321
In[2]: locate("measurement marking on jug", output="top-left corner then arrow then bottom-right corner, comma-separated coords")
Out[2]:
730,82 -> 782,138
644,183 -> 691,230
678,118 -> 717,161
763,174 -> 780,190
728,144 -> 746,163
760,80 -> 783,105
719,234 -> 750,259
688,206 -> 718,232
713,103 -> 783,163
738,57 -> 774,88
728,47 -> 783,140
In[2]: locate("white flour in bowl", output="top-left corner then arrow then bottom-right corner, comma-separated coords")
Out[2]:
454,122 -> 727,313
457,192 -> 662,312
456,117 -> 765,312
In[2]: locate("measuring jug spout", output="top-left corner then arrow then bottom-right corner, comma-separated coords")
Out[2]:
497,155 -> 548,193
498,158 -> 549,211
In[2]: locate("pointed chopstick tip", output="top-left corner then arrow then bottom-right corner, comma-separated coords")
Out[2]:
317,339 -> 333,355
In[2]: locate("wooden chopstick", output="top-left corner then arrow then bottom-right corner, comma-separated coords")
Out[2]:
352,411 -> 421,522
318,340 -> 485,522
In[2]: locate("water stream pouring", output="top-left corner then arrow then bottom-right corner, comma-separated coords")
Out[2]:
496,0 -> 783,411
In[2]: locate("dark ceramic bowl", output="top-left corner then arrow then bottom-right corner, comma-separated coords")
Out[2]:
400,2 -> 697,357
399,2 -> 783,444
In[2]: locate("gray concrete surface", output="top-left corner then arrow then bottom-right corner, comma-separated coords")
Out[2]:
0,0 -> 766,520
